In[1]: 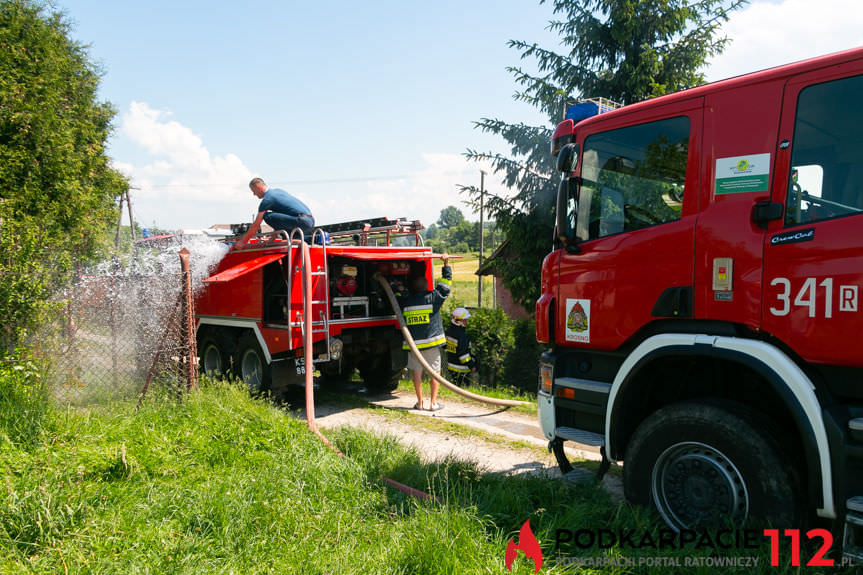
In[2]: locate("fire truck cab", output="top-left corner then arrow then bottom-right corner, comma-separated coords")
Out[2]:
195,217 -> 435,397
537,47 -> 863,547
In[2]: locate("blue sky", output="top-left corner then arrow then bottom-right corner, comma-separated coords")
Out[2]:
57,0 -> 863,232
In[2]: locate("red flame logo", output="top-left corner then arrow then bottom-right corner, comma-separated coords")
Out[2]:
505,520 -> 543,573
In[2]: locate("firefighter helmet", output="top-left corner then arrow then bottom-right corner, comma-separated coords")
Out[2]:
451,307 -> 471,321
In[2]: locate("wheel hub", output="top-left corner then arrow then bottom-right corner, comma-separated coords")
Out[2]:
651,441 -> 748,530
202,344 -> 222,375
241,349 -> 263,393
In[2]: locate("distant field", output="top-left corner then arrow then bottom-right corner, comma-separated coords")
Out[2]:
444,253 -> 495,309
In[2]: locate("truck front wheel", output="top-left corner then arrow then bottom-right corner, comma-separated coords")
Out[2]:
198,330 -> 233,377
357,353 -> 403,392
623,400 -> 801,531
236,332 -> 271,395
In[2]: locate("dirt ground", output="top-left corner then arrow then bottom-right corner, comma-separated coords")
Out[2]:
295,387 -> 623,499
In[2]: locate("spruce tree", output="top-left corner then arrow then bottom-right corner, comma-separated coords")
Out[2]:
462,0 -> 745,311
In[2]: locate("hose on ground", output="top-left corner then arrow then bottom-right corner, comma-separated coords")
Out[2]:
373,272 -> 532,408
302,241 -> 343,456
301,241 -> 434,501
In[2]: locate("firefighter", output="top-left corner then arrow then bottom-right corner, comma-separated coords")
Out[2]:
396,254 -> 451,411
445,307 -> 476,385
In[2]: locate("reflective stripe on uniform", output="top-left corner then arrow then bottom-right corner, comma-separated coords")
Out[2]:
445,336 -> 458,353
458,353 -> 471,363
447,363 -> 470,373
438,278 -> 452,286
403,334 -> 446,349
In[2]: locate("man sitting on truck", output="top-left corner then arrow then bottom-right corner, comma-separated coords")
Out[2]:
396,255 -> 451,411
237,177 -> 315,246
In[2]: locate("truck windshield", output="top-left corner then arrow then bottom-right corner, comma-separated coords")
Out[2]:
577,116 -> 689,240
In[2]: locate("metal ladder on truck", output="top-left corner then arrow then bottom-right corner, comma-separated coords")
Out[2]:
286,228 -> 332,364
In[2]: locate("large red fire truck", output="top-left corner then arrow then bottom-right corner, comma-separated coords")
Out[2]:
195,218 -> 436,397
538,47 -> 863,547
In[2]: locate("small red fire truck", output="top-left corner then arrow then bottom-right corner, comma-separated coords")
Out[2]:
538,47 -> 863,547
195,218 -> 435,397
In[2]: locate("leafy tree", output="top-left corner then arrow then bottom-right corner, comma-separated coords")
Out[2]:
436,205 -> 466,229
0,0 -> 127,348
461,0 -> 745,311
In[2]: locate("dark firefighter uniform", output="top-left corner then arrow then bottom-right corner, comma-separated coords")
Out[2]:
396,264 -> 452,350
446,322 -> 475,380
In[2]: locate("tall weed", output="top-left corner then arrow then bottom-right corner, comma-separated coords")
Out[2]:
0,349 -> 51,446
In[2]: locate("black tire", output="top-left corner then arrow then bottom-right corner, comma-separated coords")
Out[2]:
235,332 -> 271,395
623,400 -> 801,531
198,330 -> 232,378
319,358 -> 356,386
357,353 -> 403,392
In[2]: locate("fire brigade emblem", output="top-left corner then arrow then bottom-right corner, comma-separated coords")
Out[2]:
567,302 -> 588,332
565,299 -> 591,343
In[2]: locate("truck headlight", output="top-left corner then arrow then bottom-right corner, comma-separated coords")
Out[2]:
328,337 -> 343,361
539,361 -> 553,395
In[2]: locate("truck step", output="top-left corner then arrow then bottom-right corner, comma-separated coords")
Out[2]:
849,418 -> 863,442
555,426 -> 605,447
843,497 -> 863,562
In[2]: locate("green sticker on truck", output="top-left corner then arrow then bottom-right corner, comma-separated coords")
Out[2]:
715,153 -> 771,194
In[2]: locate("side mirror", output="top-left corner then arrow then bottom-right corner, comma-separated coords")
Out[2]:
556,142 -> 579,173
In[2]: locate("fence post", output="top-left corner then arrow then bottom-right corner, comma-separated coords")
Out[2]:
111,256 -> 119,390
179,248 -> 198,390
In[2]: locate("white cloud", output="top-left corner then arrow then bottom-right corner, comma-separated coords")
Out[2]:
116,102 -> 253,229
708,0 -> 863,82
114,102 -> 496,232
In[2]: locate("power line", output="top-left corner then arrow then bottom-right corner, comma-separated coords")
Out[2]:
141,169 -> 475,188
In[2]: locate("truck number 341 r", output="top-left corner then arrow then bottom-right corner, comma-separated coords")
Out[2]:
769,277 -> 859,318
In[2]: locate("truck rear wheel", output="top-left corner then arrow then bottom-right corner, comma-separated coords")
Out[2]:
236,332 -> 271,395
623,400 -> 801,531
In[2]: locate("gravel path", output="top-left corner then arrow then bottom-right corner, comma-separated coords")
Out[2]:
298,387 -> 623,499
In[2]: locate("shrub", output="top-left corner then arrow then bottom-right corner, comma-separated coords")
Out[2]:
464,307 -> 513,388
457,308 -> 544,393
0,349 -> 51,446
503,318 -> 546,393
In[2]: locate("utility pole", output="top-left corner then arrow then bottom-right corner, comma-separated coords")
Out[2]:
490,223 -> 495,309
114,187 -> 137,248
477,170 -> 485,308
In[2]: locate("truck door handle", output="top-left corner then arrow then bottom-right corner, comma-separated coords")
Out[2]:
752,201 -> 784,230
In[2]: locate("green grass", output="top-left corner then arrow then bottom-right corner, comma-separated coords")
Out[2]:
0,379 -> 846,574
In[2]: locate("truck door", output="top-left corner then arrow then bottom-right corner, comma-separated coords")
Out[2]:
763,62 -> 863,366
557,99 -> 701,349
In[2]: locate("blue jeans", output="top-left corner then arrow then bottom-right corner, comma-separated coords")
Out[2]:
264,212 -> 315,235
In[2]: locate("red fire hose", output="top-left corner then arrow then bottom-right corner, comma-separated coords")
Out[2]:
300,242 -> 436,500
301,241 -> 343,456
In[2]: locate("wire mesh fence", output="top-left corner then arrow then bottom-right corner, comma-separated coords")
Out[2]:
30,237 -> 227,406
